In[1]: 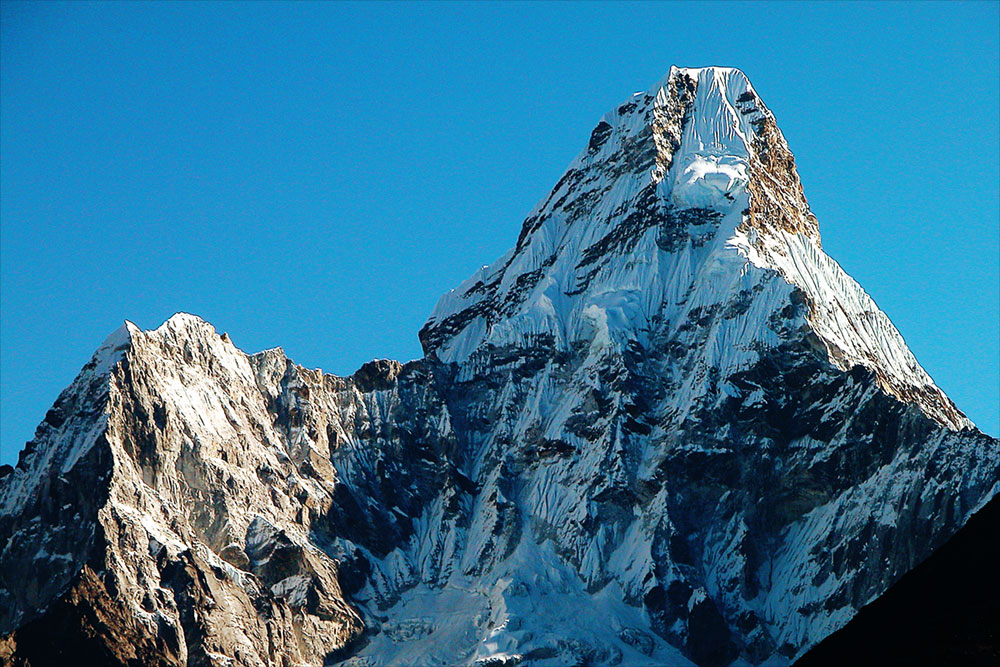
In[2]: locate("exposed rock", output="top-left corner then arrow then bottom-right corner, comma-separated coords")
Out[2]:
796,494 -> 1000,666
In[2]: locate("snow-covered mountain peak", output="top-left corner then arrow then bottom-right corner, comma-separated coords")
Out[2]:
91,321 -> 139,375
157,310 -> 211,328
420,66 -> 967,430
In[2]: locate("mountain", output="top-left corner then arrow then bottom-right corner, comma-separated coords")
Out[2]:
1,66 -> 997,667
796,493 -> 1000,666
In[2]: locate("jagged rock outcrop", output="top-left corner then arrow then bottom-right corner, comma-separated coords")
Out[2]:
1,319 -> 362,667
1,66 -> 997,667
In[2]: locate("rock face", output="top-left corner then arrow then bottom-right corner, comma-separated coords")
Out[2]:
1,66 -> 997,667
796,493 -> 1000,666
1,320 -> 363,667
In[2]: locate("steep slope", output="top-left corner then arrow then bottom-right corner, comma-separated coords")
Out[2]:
1,66 -> 997,667
420,67 -> 967,431
796,494 -> 1000,666
1,317 -> 363,666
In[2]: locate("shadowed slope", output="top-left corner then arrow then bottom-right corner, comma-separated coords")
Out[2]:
796,494 -> 1000,666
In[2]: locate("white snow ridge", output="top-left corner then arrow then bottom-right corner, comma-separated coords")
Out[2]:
1,67 -> 997,667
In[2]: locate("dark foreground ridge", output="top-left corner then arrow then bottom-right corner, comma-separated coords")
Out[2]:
797,494 -> 1000,666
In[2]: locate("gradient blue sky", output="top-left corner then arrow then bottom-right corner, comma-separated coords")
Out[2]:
2,1 -> 998,465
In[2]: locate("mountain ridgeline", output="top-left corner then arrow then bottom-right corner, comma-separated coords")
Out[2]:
1,67 -> 997,667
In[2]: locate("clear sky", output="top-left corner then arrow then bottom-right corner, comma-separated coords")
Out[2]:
1,1 -> 997,465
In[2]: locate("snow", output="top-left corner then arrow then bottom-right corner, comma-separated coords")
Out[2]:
424,64 -> 969,431
344,539 -> 694,667
0,321 -> 138,516
671,153 -> 749,207
581,304 -> 611,351
395,65 -> 993,663
728,228 -> 972,430
92,322 -> 136,376
423,66 -> 769,366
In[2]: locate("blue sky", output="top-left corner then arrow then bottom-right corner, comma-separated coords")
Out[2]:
1,1 -> 997,465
